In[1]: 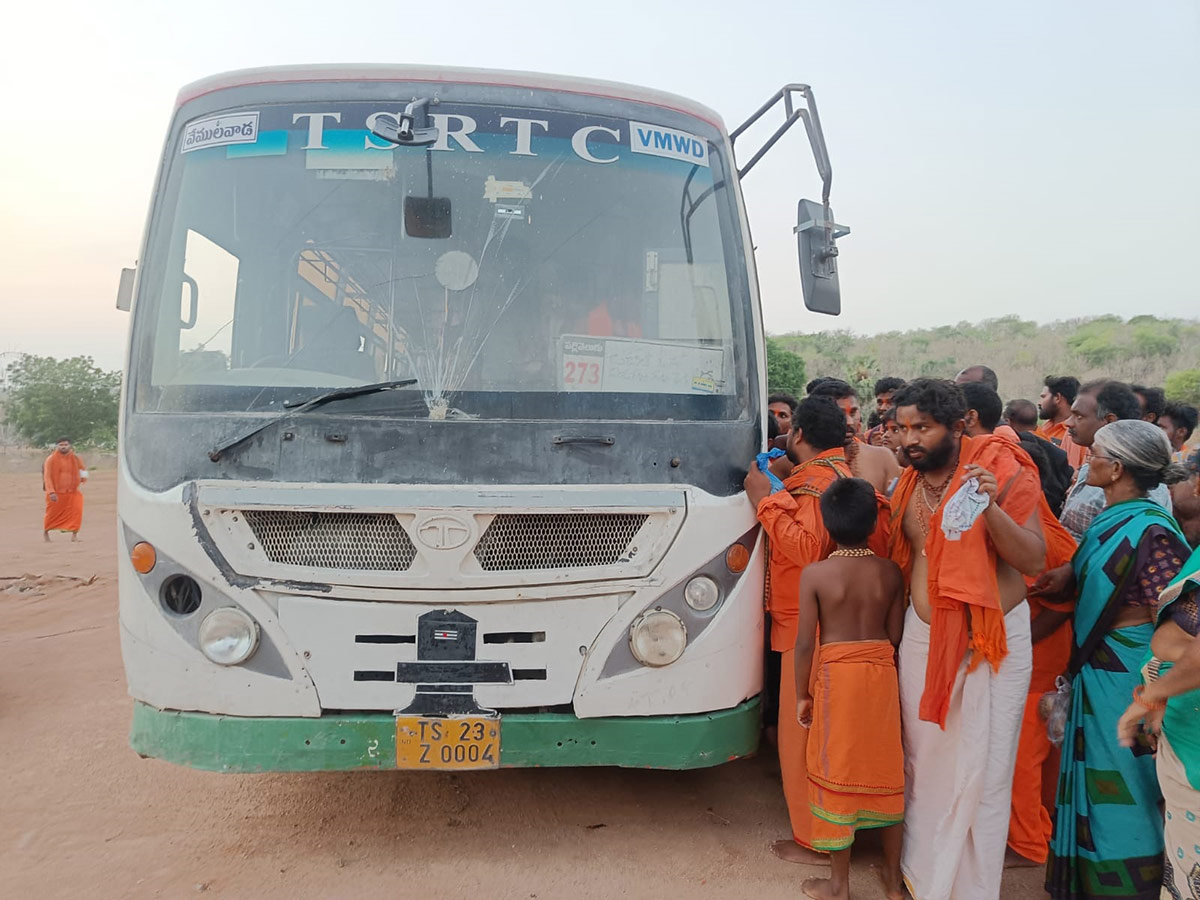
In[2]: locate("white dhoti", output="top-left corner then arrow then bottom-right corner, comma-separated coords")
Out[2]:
899,601 -> 1032,900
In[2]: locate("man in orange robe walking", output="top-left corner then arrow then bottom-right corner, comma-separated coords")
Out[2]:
43,438 -> 87,542
746,396 -> 890,863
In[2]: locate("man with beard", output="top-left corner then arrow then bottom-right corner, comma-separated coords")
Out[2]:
745,396 -> 890,864
1036,376 -> 1088,472
889,379 -> 1045,900
810,379 -> 902,495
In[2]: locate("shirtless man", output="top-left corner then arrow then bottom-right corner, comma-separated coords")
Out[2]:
810,379 -> 902,494
793,478 -> 906,900
889,378 -> 1045,900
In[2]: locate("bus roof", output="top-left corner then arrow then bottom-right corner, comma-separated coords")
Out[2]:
176,65 -> 727,131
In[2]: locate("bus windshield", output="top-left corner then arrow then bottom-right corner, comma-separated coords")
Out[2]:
131,100 -> 750,422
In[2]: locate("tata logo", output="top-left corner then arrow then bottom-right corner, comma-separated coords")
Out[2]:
416,515 -> 471,550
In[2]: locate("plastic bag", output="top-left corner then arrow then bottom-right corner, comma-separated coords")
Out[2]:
755,448 -> 787,493
941,477 -> 990,541
1038,675 -> 1072,746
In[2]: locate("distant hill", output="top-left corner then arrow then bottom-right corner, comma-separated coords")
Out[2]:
771,315 -> 1200,405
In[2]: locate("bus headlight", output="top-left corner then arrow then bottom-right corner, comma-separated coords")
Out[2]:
683,575 -> 720,612
198,608 -> 260,666
629,609 -> 687,667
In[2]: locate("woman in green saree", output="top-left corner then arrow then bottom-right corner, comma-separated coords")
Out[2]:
1118,448 -> 1200,899
1047,421 -> 1191,900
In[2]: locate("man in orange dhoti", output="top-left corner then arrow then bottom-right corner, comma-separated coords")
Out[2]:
745,397 -> 890,864
889,379 -> 1046,900
43,438 -> 87,542
963,383 -> 1079,866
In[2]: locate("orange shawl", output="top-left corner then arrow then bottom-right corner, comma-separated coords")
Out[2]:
889,434 -> 1042,726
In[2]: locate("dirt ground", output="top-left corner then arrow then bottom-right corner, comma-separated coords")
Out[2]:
0,466 -> 1048,899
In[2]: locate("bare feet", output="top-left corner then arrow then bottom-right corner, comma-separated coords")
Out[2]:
43,532 -> 50,543
1004,848 -> 1042,868
801,876 -> 848,900
877,865 -> 908,899
770,839 -> 828,865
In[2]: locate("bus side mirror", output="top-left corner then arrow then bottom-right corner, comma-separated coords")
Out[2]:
116,267 -> 136,311
795,199 -> 848,316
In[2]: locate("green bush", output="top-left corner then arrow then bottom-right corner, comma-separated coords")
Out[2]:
1165,370 -> 1200,406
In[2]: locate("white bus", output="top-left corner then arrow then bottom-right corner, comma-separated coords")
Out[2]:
116,66 -> 845,771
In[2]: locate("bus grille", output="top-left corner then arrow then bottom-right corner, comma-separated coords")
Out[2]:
243,510 -> 417,571
473,513 -> 647,571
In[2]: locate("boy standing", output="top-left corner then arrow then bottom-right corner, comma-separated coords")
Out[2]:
795,478 -> 906,900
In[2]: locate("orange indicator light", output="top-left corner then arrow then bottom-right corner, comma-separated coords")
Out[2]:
131,542 -> 157,574
725,543 -> 750,574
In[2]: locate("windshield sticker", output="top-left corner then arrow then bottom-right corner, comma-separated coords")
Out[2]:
484,176 -> 532,203
559,335 -> 723,393
629,122 -> 708,167
182,113 -> 260,154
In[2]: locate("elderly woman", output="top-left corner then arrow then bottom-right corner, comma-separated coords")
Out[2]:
1118,448 -> 1200,898
1046,420 -> 1191,900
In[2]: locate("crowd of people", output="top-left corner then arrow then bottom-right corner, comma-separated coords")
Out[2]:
747,370 -> 1200,900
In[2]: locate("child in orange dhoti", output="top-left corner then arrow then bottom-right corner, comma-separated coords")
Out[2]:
795,478 -> 906,900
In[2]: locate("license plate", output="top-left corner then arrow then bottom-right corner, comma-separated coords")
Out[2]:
395,715 -> 501,770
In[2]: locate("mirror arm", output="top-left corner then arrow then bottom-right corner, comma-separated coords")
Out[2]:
731,84 -> 832,203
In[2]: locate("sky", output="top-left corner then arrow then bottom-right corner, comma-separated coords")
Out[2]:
1,0 -> 1197,372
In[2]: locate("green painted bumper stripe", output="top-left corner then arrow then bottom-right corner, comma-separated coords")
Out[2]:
130,698 -> 761,773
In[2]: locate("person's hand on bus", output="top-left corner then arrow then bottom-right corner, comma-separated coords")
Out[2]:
796,694 -> 813,729
744,465 -> 773,508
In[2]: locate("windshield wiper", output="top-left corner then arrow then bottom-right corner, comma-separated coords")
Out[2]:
208,378 -> 418,462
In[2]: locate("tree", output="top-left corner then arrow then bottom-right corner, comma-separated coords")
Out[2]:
765,338 -> 807,398
1065,318 -> 1123,368
1131,322 -> 1179,359
4,355 -> 121,446
1165,369 -> 1200,406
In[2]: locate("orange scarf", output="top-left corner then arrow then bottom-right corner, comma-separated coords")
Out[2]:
889,434 -> 1042,726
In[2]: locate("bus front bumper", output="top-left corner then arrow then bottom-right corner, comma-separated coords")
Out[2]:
130,697 -> 761,772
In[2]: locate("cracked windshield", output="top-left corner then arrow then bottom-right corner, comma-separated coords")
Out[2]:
136,101 -> 745,420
